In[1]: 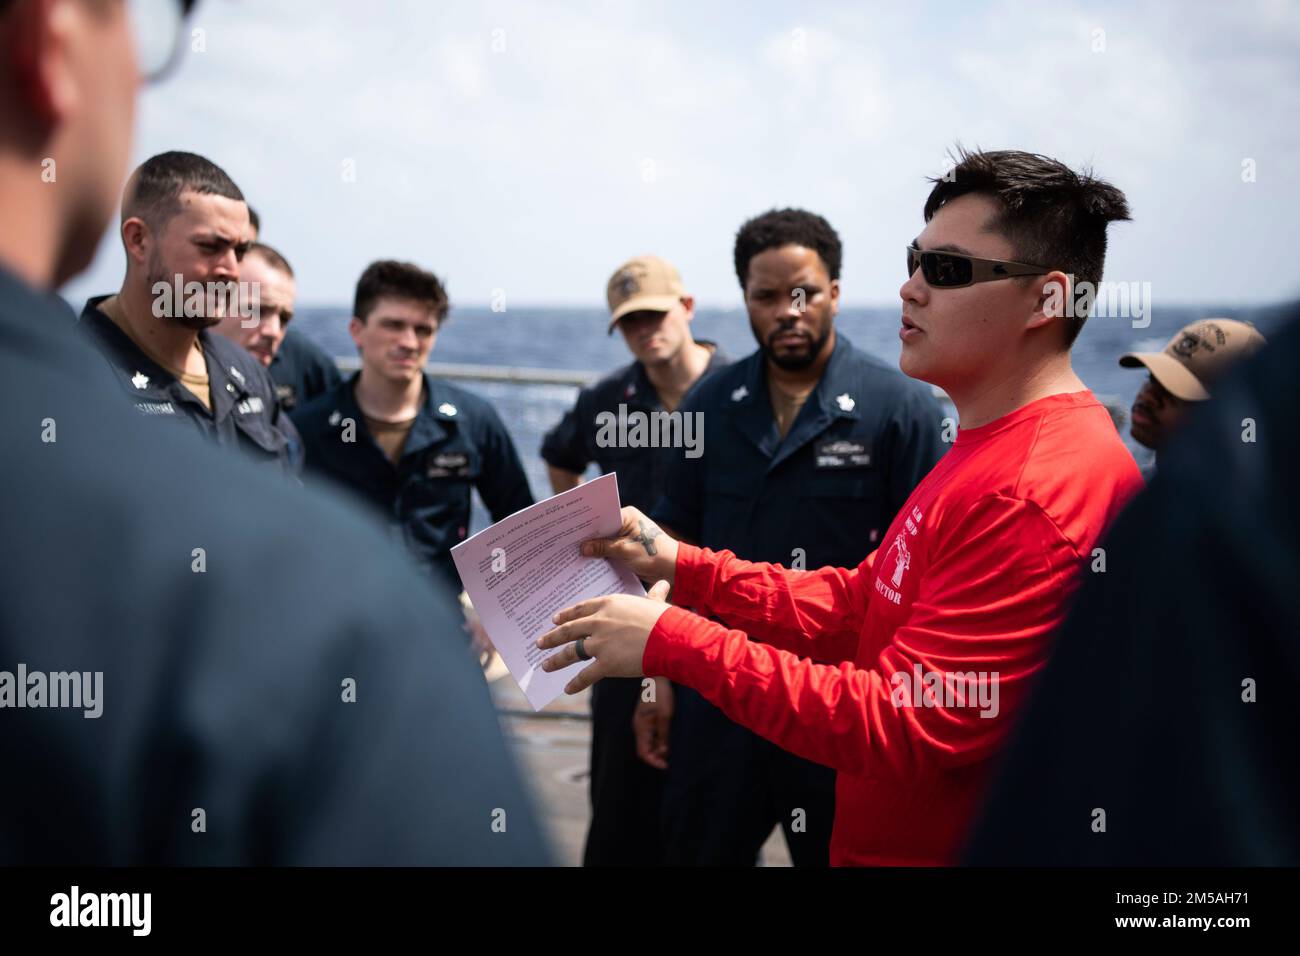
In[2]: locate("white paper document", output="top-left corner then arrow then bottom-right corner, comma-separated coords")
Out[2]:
451,473 -> 645,711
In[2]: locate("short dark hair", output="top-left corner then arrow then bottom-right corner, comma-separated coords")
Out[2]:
122,151 -> 244,231
247,205 -> 261,235
246,242 -> 292,278
923,147 -> 1131,344
734,208 -> 842,290
353,260 -> 449,324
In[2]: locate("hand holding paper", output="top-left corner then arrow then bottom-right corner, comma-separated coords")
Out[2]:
537,504 -> 683,693
451,473 -> 652,710
576,505 -> 680,586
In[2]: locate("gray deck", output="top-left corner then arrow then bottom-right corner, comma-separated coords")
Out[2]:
489,674 -> 791,866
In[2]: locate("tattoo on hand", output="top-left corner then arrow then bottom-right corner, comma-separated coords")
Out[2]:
633,519 -> 661,557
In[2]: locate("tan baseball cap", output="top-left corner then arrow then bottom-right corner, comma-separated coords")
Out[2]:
1119,318 -> 1267,401
606,255 -> 684,334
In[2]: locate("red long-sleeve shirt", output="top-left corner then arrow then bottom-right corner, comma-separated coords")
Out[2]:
643,390 -> 1143,865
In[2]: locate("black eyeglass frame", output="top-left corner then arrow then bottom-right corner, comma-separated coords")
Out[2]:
138,0 -> 200,84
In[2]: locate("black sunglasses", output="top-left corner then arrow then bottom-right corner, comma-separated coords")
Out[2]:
906,244 -> 1049,288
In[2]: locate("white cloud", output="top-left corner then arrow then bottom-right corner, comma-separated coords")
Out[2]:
61,0 -> 1300,311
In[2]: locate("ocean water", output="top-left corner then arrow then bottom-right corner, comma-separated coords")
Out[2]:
293,302 -> 1292,528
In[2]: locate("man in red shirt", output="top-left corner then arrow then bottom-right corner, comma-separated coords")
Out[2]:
538,148 -> 1145,865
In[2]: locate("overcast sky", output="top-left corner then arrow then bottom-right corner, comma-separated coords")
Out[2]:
62,0 -> 1300,310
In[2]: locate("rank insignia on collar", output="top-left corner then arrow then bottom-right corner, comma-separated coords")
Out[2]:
438,402 -> 458,417
131,371 -> 149,390
731,385 -> 749,402
229,365 -> 245,384
836,392 -> 856,412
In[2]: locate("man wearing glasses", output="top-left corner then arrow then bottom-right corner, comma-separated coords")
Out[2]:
534,149 -> 1145,866
0,0 -> 545,865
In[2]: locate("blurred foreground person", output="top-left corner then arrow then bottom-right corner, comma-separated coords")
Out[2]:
966,307 -> 1298,865
0,0 -> 546,865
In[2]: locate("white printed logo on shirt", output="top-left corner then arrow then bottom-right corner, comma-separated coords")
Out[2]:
875,505 -> 924,606
885,533 -> 911,589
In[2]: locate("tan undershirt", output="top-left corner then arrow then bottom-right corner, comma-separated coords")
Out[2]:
101,295 -> 212,411
365,415 -> 417,464
768,377 -> 817,440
